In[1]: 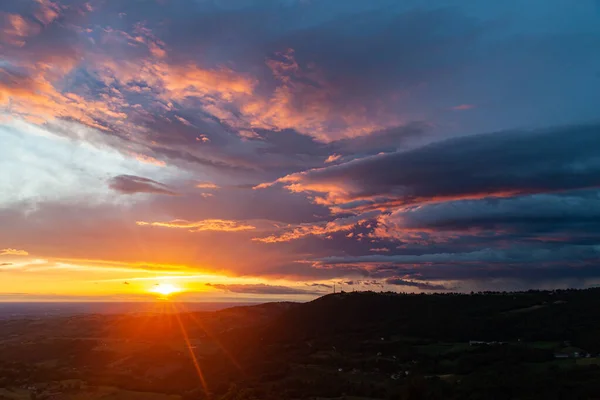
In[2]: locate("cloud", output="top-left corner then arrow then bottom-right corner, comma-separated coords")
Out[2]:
325,154 -> 342,163
317,245 -> 600,266
236,48 -> 405,142
2,0 -> 600,295
206,283 -> 323,295
0,263 -> 13,266
330,123 -> 425,157
196,182 -> 220,189
252,122 -> 425,171
0,0 -> 597,174
136,219 -> 256,232
370,248 -> 390,252
377,263 -> 600,286
0,12 -> 41,47
379,191 -> 600,233
308,244 -> 600,287
0,248 -> 29,256
451,104 -> 475,111
300,252 -> 600,288
368,190 -> 600,251
272,125 -> 600,210
108,175 -> 178,196
360,280 -> 384,287
132,153 -> 166,167
1,0 -> 595,179
384,277 -> 452,291
254,211 -> 379,243
306,282 -> 333,289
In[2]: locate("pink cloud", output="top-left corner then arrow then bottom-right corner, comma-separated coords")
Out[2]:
0,13 -> 41,46
239,49 -> 402,142
451,104 -> 475,111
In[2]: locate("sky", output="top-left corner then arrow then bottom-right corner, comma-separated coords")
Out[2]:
1,0 -> 600,302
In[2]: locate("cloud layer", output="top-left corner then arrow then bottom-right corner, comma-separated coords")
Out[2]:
273,125 -> 600,210
206,283 -> 323,296
2,0 -> 600,297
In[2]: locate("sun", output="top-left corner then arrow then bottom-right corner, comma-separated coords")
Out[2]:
150,283 -> 182,297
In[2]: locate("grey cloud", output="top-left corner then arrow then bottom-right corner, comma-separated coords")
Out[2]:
256,122 -> 426,161
361,280 -> 383,287
384,278 -> 451,291
278,124 -> 600,209
389,191 -> 600,231
300,259 -> 600,287
317,245 -> 600,266
206,283 -> 323,295
373,190 -> 600,250
385,264 -> 600,286
149,185 -> 331,224
306,283 -> 333,289
331,123 -> 426,157
279,7 -> 484,95
108,175 -> 178,196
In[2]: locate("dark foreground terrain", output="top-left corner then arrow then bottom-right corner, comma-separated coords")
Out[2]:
1,289 -> 600,400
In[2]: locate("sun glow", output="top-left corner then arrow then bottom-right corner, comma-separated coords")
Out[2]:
151,283 -> 182,297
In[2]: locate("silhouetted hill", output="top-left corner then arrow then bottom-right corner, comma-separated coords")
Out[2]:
3,289 -> 600,399
259,289 -> 600,351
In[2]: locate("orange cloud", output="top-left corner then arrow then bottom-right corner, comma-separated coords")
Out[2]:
195,182 -> 220,189
2,14 -> 257,135
254,213 -> 376,243
161,63 -> 256,101
136,219 -> 256,232
3,14 -> 403,164
0,248 -> 29,256
148,41 -> 166,59
261,158 -> 527,213
132,153 -> 166,167
325,154 -> 342,163
93,53 -> 256,100
275,171 -> 355,206
0,61 -> 128,130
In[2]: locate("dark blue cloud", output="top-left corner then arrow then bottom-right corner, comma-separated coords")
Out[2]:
278,124 -> 600,209
384,278 -> 452,291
